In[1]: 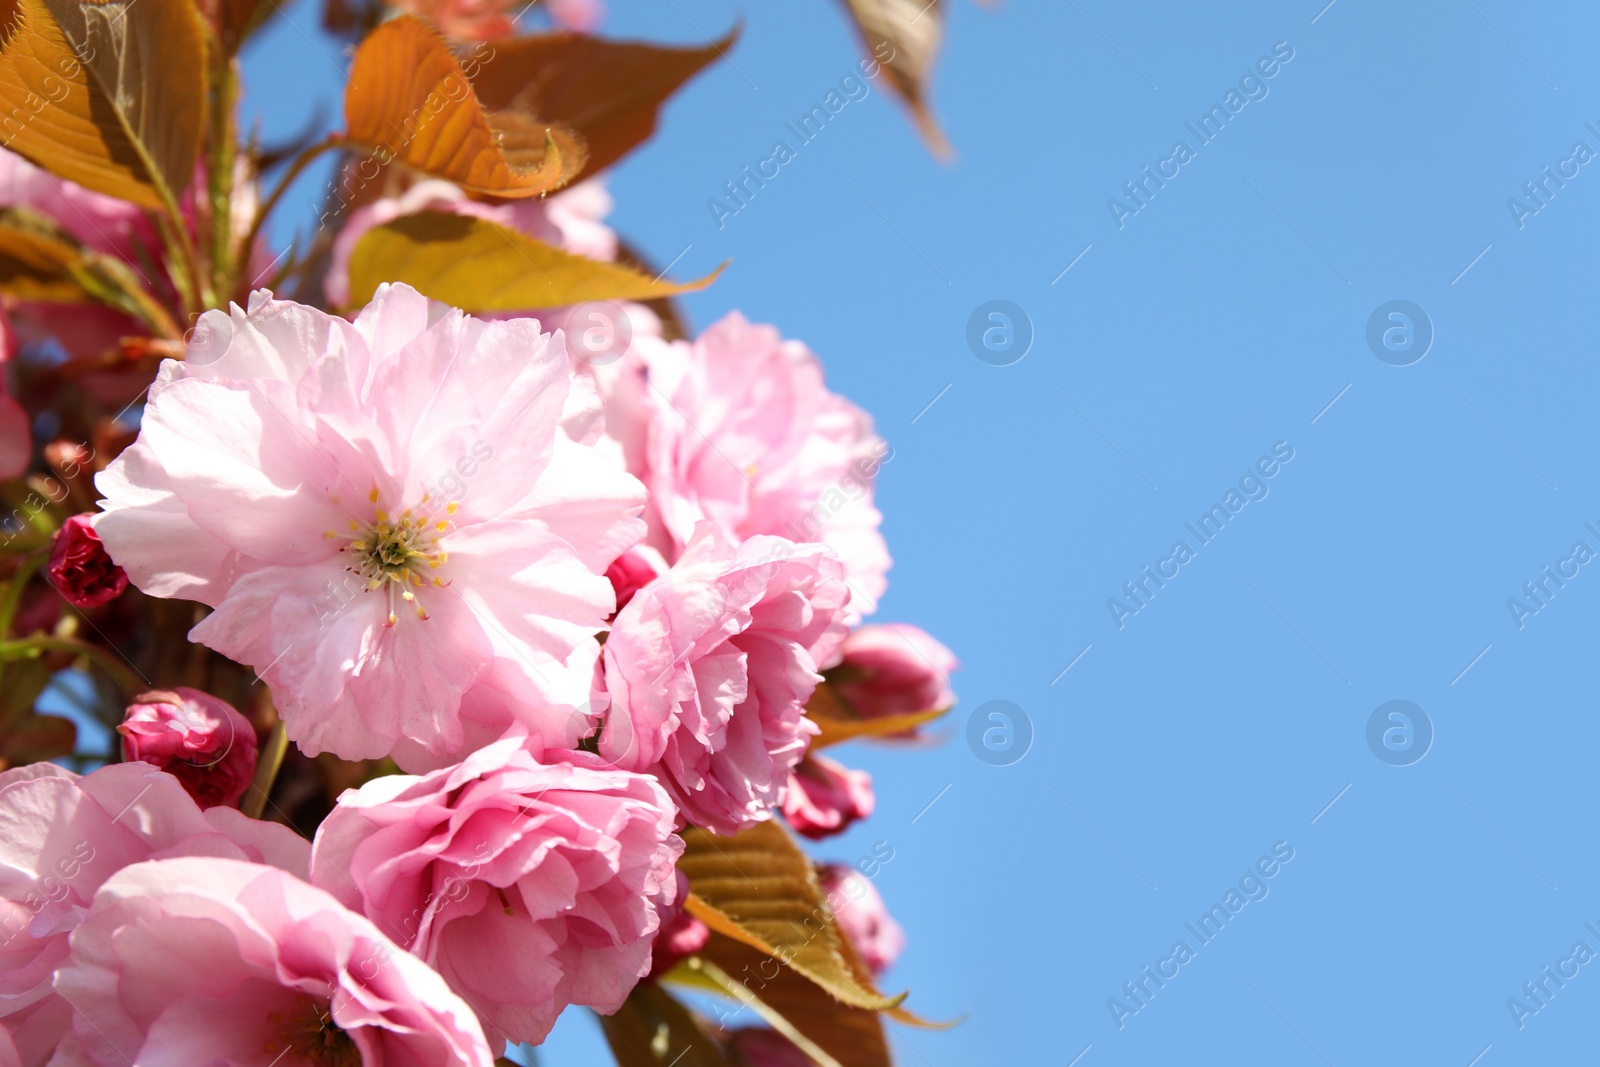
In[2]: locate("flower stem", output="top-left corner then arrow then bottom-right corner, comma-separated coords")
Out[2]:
0,635 -> 145,697
0,551 -> 46,638
242,719 -> 289,820
238,135 -> 342,291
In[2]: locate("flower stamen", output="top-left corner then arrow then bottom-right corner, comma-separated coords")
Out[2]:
338,500 -> 456,625
264,995 -> 360,1066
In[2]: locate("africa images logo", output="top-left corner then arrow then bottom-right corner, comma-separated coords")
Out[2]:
1107,841 -> 1296,1029
1106,41 -> 1296,229
1107,441 -> 1295,629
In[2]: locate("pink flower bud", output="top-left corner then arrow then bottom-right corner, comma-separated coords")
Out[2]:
819,864 -> 904,975
781,755 -> 875,840
118,688 -> 258,810
546,0 -> 603,31
830,624 -> 958,720
47,514 -> 127,610
648,905 -> 710,979
604,544 -> 666,617
648,870 -> 709,979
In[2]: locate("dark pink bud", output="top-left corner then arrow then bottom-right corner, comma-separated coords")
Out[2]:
604,545 -> 666,617
781,755 -> 874,840
118,688 -> 258,810
819,864 -> 904,975
647,908 -> 709,980
648,869 -> 709,979
830,624 -> 957,721
47,514 -> 127,610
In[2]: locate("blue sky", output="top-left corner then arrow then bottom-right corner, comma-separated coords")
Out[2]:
241,1 -> 1600,1062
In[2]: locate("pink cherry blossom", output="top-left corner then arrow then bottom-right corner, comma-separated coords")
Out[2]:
310,728 -> 683,1047
93,284 -> 646,771
117,688 -> 258,810
599,522 -> 851,835
831,623 -> 958,720
781,754 -> 874,840
819,865 -> 904,974
635,313 -> 891,613
325,178 -> 618,309
0,762 -> 308,1065
50,856 -> 494,1066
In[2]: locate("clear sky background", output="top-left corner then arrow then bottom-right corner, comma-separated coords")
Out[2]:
238,1 -> 1600,1063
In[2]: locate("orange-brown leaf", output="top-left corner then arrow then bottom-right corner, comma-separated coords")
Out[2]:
813,707 -> 947,748
807,680 -> 949,748
599,982 -> 731,1067
343,15 -> 585,198
469,28 -> 734,178
689,934 -> 893,1067
679,820 -> 902,1012
0,0 -> 208,208
344,211 -> 723,311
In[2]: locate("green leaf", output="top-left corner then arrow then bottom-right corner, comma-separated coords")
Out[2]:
678,819 -> 901,1013
598,982 -> 731,1067
0,208 -> 178,336
344,211 -> 724,312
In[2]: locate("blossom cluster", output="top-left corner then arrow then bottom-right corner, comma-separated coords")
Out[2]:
0,119 -> 956,1064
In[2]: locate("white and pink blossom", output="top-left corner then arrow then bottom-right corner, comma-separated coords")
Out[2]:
94,284 -> 645,771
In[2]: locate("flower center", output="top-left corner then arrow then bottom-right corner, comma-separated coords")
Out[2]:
264,995 -> 361,1067
326,488 -> 457,627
